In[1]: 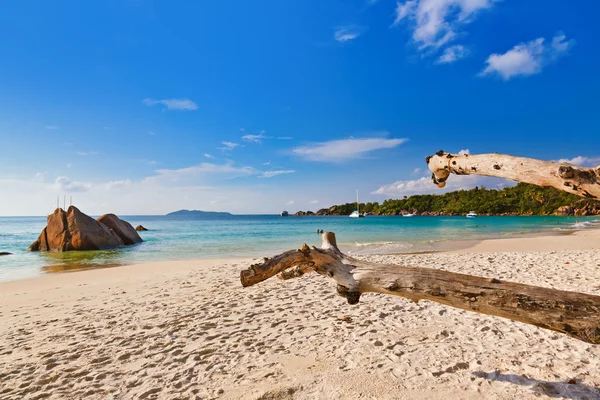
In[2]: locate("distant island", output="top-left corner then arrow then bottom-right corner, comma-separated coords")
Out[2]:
166,210 -> 233,217
294,183 -> 600,217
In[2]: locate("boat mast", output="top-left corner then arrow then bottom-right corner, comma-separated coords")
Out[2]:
356,190 -> 359,213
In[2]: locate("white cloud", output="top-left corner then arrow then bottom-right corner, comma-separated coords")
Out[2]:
76,151 -> 101,156
393,0 -> 497,51
412,168 -> 421,175
142,98 -> 198,111
309,200 -> 319,204
262,161 -> 271,166
557,156 -> 600,168
437,44 -> 468,64
148,131 -> 155,135
204,153 -> 215,159
217,141 -> 239,151
55,176 -> 92,193
259,170 -> 295,178
480,33 -> 574,80
287,200 -> 295,205
458,149 -> 470,155
34,172 -> 46,182
293,136 -> 407,162
374,175 -> 513,197
334,26 -> 364,42
277,136 -> 293,140
142,162 -> 257,186
106,179 -> 133,190
242,133 -> 270,143
45,125 -> 58,130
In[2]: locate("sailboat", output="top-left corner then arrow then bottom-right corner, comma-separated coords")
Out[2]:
466,211 -> 478,218
349,190 -> 365,218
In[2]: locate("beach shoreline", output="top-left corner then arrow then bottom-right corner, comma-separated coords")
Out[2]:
1,230 -> 600,399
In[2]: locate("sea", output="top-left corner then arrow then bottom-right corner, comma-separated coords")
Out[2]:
0,214 -> 599,282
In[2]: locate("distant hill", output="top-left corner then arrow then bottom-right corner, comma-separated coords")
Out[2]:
166,209 -> 233,217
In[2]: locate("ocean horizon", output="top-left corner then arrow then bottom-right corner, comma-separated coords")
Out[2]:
1,213 -> 598,283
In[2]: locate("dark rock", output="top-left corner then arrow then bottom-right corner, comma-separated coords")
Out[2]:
0,252 -> 12,256
135,225 -> 149,231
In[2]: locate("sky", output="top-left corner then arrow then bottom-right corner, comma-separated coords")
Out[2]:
0,0 -> 599,216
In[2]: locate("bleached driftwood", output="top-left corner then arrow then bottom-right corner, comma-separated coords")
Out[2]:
240,152 -> 600,344
241,232 -> 600,344
426,151 -> 600,199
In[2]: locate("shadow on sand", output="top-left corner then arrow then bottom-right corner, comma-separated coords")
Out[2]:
473,371 -> 600,399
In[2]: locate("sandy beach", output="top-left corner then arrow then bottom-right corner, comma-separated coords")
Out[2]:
1,230 -> 600,399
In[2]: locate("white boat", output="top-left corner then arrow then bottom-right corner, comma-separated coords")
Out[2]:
280,210 -> 289,216
466,211 -> 477,218
349,190 -> 365,218
403,213 -> 414,217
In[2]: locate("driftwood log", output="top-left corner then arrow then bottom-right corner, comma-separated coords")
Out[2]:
240,152 -> 600,344
241,232 -> 600,344
426,151 -> 600,199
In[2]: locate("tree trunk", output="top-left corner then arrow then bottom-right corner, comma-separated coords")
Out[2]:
240,232 -> 600,344
425,151 -> 600,199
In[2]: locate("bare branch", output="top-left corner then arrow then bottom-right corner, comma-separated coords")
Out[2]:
425,151 -> 600,199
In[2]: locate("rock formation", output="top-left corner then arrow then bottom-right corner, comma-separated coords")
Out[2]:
97,214 -> 143,245
135,225 -> 149,231
29,207 -> 142,252
555,206 -> 574,216
0,252 -> 11,256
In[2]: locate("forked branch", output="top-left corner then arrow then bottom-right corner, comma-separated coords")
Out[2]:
426,151 -> 600,199
241,232 -> 600,344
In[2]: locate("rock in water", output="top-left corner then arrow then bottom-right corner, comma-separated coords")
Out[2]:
29,207 -> 124,252
0,252 -> 12,256
97,214 -> 143,245
135,225 -> 149,231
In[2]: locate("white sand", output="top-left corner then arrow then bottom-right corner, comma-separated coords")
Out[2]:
1,230 -> 600,399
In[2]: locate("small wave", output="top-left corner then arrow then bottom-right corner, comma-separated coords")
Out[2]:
354,241 -> 394,247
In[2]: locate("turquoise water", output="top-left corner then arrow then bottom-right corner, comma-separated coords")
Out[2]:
0,214 -> 598,282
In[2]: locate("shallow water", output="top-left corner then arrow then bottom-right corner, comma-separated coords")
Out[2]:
0,214 -> 598,282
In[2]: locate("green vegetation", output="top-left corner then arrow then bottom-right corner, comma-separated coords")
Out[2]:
327,183 -> 597,216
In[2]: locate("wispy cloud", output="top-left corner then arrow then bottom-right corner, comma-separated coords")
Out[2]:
217,141 -> 239,152
277,136 -> 293,140
373,175 -> 513,197
334,26 -> 365,42
106,179 -> 133,191
148,131 -> 156,136
76,151 -> 101,156
45,125 -> 58,130
258,170 -> 295,178
204,153 -> 215,159
309,199 -> 319,204
54,176 -> 92,192
287,200 -> 295,205
143,162 -> 257,186
458,149 -> 470,155
142,98 -> 198,111
557,156 -> 600,167
480,32 -> 575,80
437,44 -> 468,64
242,133 -> 270,143
293,136 -> 407,162
392,0 -> 497,56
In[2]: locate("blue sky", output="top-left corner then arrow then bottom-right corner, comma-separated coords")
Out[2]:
1,0 -> 599,215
